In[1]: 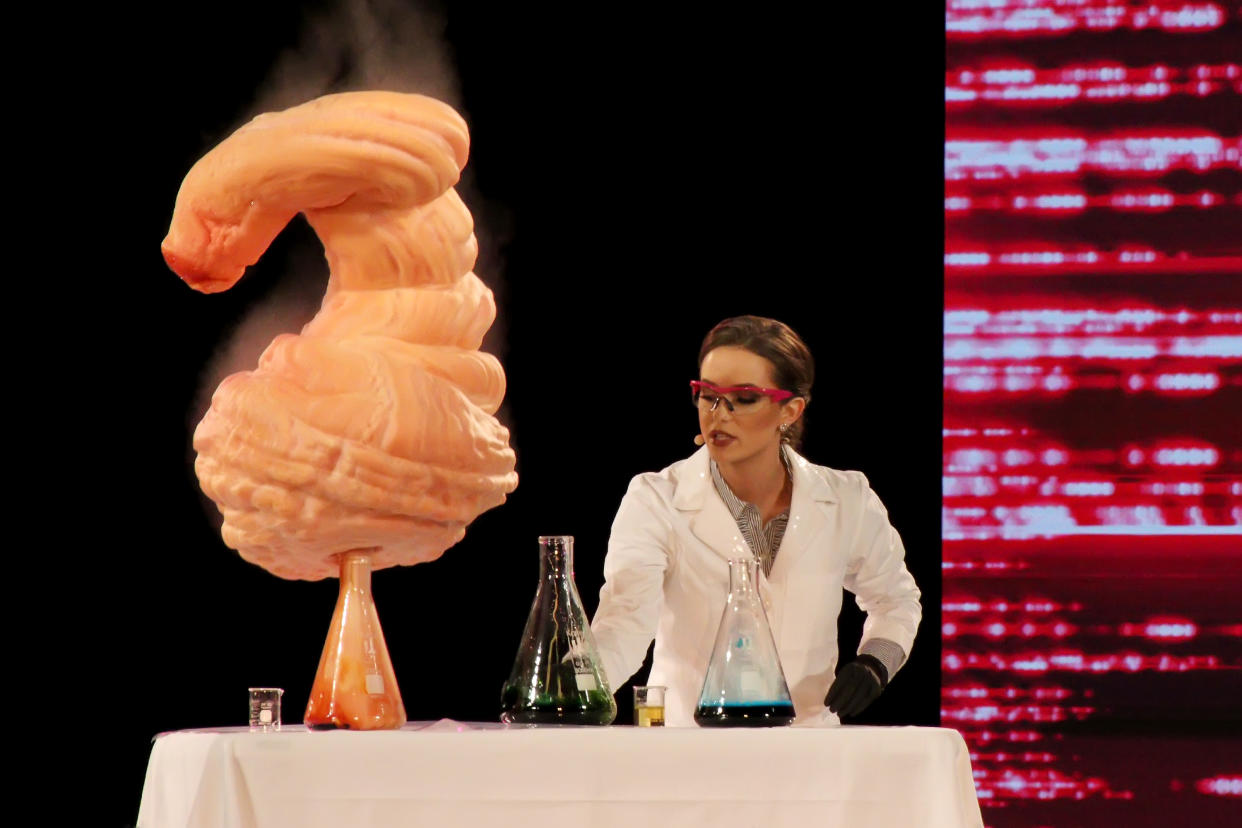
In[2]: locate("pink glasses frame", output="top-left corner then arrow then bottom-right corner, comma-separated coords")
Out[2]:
690,380 -> 795,403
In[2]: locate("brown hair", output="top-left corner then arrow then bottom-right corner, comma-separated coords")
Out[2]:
697,316 -> 814,451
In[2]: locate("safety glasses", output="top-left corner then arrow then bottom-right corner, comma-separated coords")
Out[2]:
690,380 -> 794,415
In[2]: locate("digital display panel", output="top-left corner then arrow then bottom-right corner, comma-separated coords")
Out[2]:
945,3 -> 1242,824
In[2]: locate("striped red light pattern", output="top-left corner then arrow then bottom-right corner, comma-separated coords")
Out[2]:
969,767 -> 1129,802
944,619 -> 1080,638
946,189 -> 1237,214
942,421 -> 1239,539
943,650 -> 1225,673
946,8 -> 1242,825
949,613 -> 1242,640
946,684 -> 1079,700
945,132 -> 1241,180
1195,776 -> 1242,797
946,1 -> 1229,38
947,62 -> 1241,106
944,247 -> 1242,275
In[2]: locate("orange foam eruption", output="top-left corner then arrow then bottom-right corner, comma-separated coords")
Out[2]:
165,92 -> 517,729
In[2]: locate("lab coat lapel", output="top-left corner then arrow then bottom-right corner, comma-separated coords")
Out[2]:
673,447 -> 753,562
767,446 -> 838,583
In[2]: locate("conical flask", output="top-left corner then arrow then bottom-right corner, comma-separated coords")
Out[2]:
694,558 -> 796,727
304,550 -> 406,730
501,536 -> 617,725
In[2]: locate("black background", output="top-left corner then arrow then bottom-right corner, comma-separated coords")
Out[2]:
30,2 -> 945,823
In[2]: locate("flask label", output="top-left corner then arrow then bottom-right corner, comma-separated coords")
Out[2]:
574,671 -> 597,691
365,673 -> 385,695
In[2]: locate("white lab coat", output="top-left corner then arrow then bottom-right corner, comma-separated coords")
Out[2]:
590,445 -> 922,726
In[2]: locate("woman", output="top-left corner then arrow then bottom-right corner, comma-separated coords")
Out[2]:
589,316 -> 922,726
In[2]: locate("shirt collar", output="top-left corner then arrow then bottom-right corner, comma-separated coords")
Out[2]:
709,449 -> 793,521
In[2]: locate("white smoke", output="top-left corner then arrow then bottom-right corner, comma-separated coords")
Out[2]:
247,0 -> 462,118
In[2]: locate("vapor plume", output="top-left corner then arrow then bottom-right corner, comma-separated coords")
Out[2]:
248,0 -> 462,117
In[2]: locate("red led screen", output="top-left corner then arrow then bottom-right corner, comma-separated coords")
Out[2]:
945,3 -> 1242,825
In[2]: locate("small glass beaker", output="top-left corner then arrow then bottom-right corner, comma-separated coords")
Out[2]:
249,687 -> 284,732
633,685 -> 666,727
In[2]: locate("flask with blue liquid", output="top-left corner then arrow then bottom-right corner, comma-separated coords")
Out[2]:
694,558 -> 796,726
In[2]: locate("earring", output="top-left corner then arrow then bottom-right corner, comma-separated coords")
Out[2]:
694,434 -> 705,446
779,424 -> 789,441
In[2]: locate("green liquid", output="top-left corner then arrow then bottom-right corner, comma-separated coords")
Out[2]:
500,684 -> 616,725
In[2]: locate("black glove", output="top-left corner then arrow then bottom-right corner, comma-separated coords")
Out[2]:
825,654 -> 889,718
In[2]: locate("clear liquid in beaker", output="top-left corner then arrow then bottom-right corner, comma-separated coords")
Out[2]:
249,687 -> 284,732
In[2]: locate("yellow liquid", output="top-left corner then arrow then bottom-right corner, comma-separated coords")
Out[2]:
635,705 -> 665,727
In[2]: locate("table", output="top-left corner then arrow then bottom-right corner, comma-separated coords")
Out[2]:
137,721 -> 984,828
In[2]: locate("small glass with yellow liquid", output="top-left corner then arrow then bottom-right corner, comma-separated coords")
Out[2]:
633,685 -> 666,727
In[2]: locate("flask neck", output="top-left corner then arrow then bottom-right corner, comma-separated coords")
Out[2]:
538,536 -> 574,580
337,549 -> 376,594
727,558 -> 758,596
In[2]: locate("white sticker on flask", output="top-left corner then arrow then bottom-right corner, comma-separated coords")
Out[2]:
365,674 -> 385,695
741,671 -> 762,698
260,709 -> 272,724
574,672 -> 597,691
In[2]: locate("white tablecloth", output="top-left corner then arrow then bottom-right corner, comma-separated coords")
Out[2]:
137,721 -> 983,828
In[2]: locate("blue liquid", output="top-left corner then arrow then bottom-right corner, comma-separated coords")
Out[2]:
694,701 -> 796,727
